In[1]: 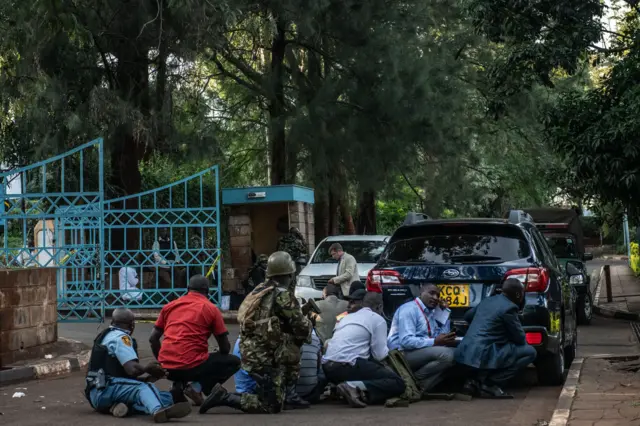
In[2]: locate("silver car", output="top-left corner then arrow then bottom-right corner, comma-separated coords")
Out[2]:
295,235 -> 390,301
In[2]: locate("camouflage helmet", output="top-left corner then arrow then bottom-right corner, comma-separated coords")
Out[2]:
257,254 -> 269,263
265,251 -> 296,278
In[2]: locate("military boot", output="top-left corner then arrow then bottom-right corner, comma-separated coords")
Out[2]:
284,385 -> 310,409
199,384 -> 242,414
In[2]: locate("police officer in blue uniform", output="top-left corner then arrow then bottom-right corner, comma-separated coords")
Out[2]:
85,308 -> 192,422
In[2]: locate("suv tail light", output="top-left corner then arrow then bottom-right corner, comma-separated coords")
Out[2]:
504,267 -> 549,293
526,332 -> 543,345
366,269 -> 402,293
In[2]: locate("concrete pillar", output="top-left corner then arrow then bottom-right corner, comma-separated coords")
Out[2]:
225,206 -> 252,293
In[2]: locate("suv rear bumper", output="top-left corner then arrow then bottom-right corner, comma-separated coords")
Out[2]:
522,325 -> 562,355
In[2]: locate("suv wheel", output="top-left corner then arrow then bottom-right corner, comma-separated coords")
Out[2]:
536,347 -> 566,386
577,293 -> 593,325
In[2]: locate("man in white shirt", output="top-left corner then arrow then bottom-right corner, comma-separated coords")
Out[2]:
322,292 -> 405,408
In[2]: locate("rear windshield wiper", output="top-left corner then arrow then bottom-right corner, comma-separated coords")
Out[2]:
448,255 -> 502,263
383,259 -> 434,265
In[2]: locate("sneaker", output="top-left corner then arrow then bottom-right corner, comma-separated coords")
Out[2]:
152,402 -> 192,423
184,384 -> 204,406
336,383 -> 367,408
110,403 -> 129,418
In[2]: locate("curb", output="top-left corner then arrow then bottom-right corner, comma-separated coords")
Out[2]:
592,265 -> 640,321
0,338 -> 90,386
549,357 -> 584,426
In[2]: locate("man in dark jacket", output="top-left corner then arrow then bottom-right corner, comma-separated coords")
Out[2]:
455,279 -> 537,398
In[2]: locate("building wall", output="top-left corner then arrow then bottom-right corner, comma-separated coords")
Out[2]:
289,201 -> 315,255
0,268 -> 58,367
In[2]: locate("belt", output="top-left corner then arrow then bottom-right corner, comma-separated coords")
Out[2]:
324,360 -> 352,367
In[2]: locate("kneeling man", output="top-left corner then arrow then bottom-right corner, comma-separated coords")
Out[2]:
387,284 -> 456,395
323,292 -> 405,407
455,279 -> 537,398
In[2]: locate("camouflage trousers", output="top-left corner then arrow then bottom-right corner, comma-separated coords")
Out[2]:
240,368 -> 286,414
240,342 -> 301,414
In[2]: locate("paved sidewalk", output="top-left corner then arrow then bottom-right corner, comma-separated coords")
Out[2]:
596,264 -> 640,313
568,357 -> 640,426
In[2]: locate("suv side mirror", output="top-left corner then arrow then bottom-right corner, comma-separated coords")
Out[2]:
295,256 -> 308,266
566,262 -> 585,286
583,253 -> 593,261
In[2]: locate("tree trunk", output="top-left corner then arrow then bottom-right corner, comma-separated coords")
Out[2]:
109,34 -> 150,251
154,0 -> 169,155
269,19 -> 287,185
329,189 -> 340,235
356,190 -> 377,234
340,199 -> 356,235
314,189 -> 330,242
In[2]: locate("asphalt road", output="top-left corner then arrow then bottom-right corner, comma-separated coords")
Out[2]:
1,259 -> 636,426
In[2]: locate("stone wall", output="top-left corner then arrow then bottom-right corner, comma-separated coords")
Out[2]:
0,268 -> 58,367
289,201 -> 315,254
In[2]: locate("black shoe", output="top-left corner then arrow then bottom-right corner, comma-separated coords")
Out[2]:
462,379 -> 480,397
478,383 -> 513,399
170,382 -> 189,404
284,386 -> 310,410
199,384 -> 243,413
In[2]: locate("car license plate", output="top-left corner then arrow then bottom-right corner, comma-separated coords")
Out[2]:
438,284 -> 470,307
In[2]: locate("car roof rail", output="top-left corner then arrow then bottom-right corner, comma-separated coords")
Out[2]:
403,212 -> 431,226
506,210 -> 535,225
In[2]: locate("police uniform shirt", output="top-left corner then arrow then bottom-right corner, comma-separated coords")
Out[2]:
101,327 -> 138,366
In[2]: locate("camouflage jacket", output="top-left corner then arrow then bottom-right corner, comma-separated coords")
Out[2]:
277,234 -> 308,260
238,280 -> 311,373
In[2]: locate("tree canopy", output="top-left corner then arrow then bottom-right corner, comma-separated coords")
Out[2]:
2,0 -> 632,238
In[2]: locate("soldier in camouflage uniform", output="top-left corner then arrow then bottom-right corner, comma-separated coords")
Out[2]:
277,227 -> 308,261
242,254 -> 268,294
199,251 -> 312,414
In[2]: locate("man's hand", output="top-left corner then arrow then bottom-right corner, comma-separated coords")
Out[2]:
328,278 -> 335,284
145,362 -> 166,380
434,332 -> 456,347
439,299 -> 449,310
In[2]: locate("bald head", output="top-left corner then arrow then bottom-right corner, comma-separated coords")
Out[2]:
502,278 -> 524,305
188,275 -> 209,295
112,308 -> 135,332
363,292 -> 383,314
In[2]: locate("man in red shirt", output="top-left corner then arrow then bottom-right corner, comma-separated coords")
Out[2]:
150,275 -> 240,406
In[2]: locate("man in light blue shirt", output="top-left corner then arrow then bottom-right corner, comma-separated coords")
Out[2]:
387,284 -> 456,394
84,308 -> 191,422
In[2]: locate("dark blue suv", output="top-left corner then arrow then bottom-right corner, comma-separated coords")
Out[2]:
366,211 -> 579,386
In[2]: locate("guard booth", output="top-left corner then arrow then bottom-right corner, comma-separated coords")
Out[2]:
222,185 -> 315,298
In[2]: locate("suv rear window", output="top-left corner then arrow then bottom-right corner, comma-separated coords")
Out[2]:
385,223 -> 530,264
311,240 -> 387,264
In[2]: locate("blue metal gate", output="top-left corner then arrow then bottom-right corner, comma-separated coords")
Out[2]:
102,166 -> 222,309
0,139 -> 105,322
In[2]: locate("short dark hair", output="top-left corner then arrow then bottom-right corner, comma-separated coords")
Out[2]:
325,284 -> 341,297
348,281 -> 365,295
363,292 -> 383,309
188,275 -> 210,292
328,243 -> 343,253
